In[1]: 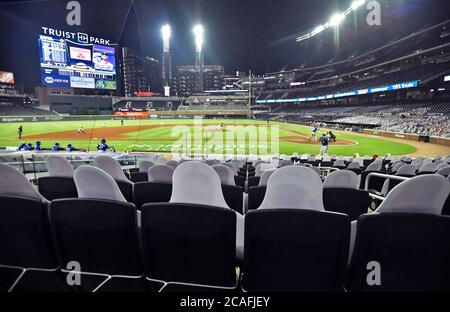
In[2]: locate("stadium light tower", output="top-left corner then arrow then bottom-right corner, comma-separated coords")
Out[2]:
161,24 -> 171,52
193,24 -> 204,93
161,24 -> 173,96
193,24 -> 204,53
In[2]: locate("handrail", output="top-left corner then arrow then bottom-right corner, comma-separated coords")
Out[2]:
364,172 -> 411,192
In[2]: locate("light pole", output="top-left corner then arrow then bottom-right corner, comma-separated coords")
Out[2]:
161,24 -> 172,96
193,24 -> 204,93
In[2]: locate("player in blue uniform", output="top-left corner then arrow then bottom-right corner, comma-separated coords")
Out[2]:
320,134 -> 329,156
97,139 -> 109,152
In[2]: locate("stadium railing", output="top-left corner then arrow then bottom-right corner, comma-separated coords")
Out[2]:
364,172 -> 411,202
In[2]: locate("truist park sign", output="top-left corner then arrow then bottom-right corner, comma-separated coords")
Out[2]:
41,27 -> 111,46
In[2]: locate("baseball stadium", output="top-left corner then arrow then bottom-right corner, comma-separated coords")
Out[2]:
1,0 -> 450,299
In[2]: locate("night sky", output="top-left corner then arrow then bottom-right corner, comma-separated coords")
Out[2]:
0,0 -> 449,92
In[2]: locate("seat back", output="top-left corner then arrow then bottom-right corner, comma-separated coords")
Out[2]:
0,196 -> 66,292
279,160 -> 294,168
94,156 -> 130,182
247,186 -> 267,211
0,164 -> 47,202
166,160 -> 178,169
323,188 -> 370,221
258,166 -> 324,210
148,164 -> 174,183
221,184 -> 243,214
141,203 -> 237,291
258,169 -> 276,187
212,164 -> 236,186
324,170 -> 359,189
243,209 -> 350,292
170,161 -> 229,209
50,199 -> 144,292
133,182 -> 172,208
417,163 -> 438,175
436,166 -> 450,177
138,160 -> 154,173
247,176 -> 260,188
348,214 -> 450,291
234,175 -> 245,189
38,176 -> 78,201
130,172 -> 148,183
376,175 -> 449,215
359,170 -> 384,191
74,166 -> 127,203
347,162 -> 361,170
221,162 -> 238,175
45,155 -> 73,177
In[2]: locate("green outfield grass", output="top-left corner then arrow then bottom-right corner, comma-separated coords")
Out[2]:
0,119 -> 417,156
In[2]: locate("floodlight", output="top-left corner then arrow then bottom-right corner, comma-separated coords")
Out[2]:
193,24 -> 204,52
312,24 -> 326,35
329,13 -> 345,26
161,24 -> 171,41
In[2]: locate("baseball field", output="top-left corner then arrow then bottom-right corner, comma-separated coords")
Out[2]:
1,118 -> 448,157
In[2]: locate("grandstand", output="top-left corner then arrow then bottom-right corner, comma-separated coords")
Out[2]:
177,94 -> 250,116
3,0 -> 450,300
0,152 -> 449,292
256,19 -> 450,104
0,104 -> 57,117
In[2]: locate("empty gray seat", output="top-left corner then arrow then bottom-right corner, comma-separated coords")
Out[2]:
258,166 -> 324,211
170,161 -> 244,260
221,162 -> 238,175
437,163 -> 450,170
350,175 -> 450,260
324,170 -> 359,189
366,161 -> 382,172
148,164 -> 174,183
279,160 -> 294,168
376,175 -> 450,215
258,169 -> 276,187
138,160 -> 154,173
436,167 -> 450,177
94,156 -> 130,183
396,164 -> 416,176
347,162 -> 361,170
45,155 -> 74,177
333,160 -> 346,167
166,160 -> 178,169
212,165 -> 236,186
418,163 -> 438,175
74,166 -> 126,203
0,164 -> 48,203
391,162 -> 406,173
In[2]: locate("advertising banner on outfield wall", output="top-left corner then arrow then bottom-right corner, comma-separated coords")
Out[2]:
113,111 -> 148,119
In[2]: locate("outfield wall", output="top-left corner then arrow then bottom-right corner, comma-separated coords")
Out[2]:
0,115 -> 112,123
363,129 -> 450,147
0,112 -> 250,123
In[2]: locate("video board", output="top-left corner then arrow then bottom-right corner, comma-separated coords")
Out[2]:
0,71 -> 14,84
39,35 -> 117,90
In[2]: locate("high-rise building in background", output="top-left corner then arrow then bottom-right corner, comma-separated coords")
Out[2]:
121,47 -> 161,97
161,25 -> 173,96
176,65 -> 225,96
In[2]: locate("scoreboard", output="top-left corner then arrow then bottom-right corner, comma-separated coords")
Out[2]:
39,35 -> 117,90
